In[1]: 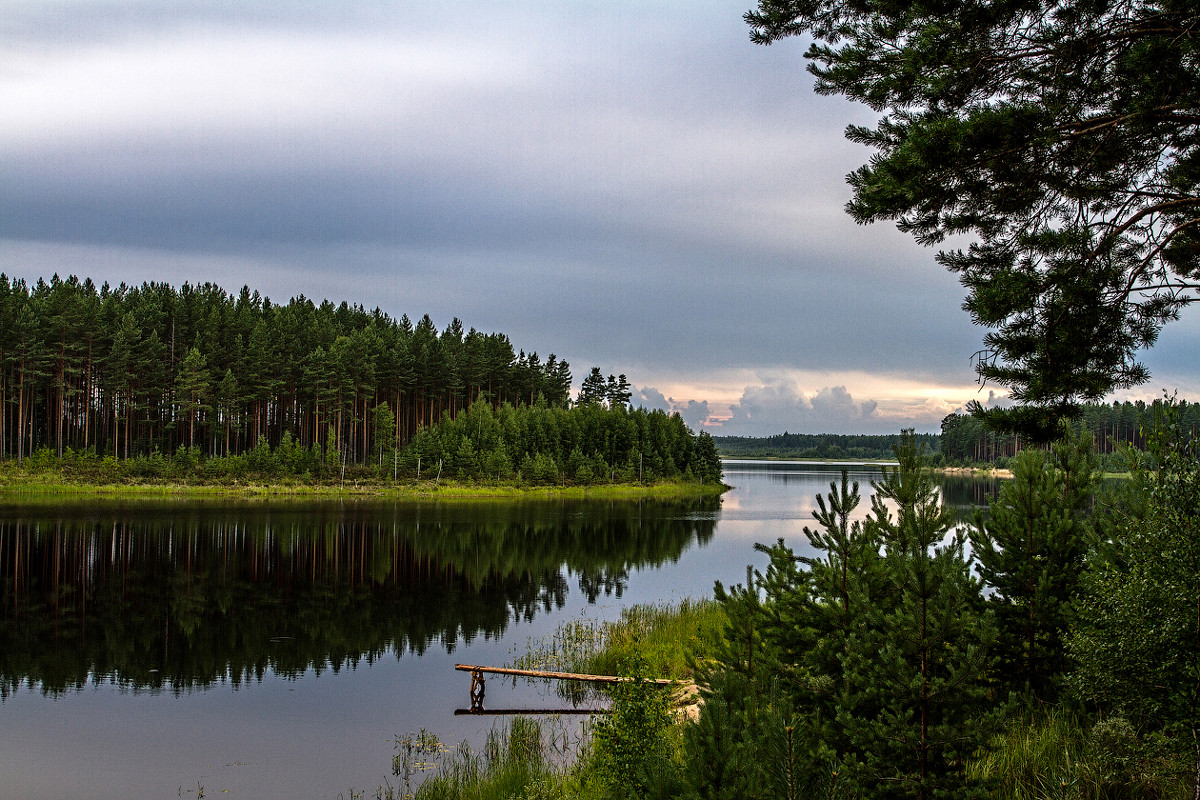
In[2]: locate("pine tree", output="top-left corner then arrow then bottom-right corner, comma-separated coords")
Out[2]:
746,0 -> 1200,437
40,275 -> 87,458
578,367 -> 607,406
9,303 -> 48,461
688,431 -> 723,484
798,471 -> 888,698
1069,403 -> 1200,795
136,328 -> 168,452
104,312 -> 139,459
214,368 -> 238,457
543,354 -> 572,407
173,346 -> 211,449
970,435 -> 1098,701
0,276 -> 16,459
692,473 -> 887,798
548,355 -> 572,407
839,433 -> 997,799
372,401 -> 395,466
608,373 -> 633,410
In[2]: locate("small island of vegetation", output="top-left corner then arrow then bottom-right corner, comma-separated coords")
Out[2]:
0,275 -> 722,497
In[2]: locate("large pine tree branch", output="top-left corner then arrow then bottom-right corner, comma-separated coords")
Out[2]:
1096,198 -> 1200,251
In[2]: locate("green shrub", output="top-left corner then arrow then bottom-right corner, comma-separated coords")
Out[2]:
966,710 -> 1192,800
589,656 -> 679,800
532,453 -> 559,485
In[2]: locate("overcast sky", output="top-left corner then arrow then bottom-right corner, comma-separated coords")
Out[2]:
3,1 -> 1196,435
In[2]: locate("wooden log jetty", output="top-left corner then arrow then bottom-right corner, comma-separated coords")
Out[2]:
453,707 -> 606,716
453,663 -> 676,713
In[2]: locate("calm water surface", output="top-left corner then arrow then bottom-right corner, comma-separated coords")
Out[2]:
0,462 -> 994,799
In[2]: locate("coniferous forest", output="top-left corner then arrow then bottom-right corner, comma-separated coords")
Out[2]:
714,431 -> 940,460
0,274 -> 720,485
674,422 -> 1200,799
940,399 -> 1200,467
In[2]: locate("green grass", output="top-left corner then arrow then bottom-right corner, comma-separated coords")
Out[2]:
585,599 -> 727,681
966,709 -> 1191,800
512,598 -> 726,707
382,599 -> 726,800
413,718 -> 588,800
513,598 -> 726,682
0,470 -> 726,502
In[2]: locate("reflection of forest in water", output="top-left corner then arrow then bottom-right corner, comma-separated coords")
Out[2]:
737,462 -> 1005,519
0,498 -> 717,698
938,475 -> 1004,517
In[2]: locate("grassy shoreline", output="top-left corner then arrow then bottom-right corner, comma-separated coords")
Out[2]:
395,599 -> 726,800
937,465 -> 1016,478
0,472 -> 728,502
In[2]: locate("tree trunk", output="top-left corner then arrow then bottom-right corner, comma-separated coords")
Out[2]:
56,350 -> 65,459
16,373 -> 25,462
84,340 -> 93,452
0,370 -> 6,460
920,592 -> 929,800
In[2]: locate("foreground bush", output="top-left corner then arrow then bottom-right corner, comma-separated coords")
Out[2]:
966,710 -> 1191,800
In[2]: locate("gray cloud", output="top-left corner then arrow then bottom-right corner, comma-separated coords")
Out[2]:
671,399 -> 714,433
716,382 -> 887,436
7,0 -> 1188,413
1,0 -> 981,388
634,385 -> 671,413
809,386 -> 879,422
984,390 -> 1012,409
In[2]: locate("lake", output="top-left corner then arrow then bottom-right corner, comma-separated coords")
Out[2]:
0,461 -> 997,799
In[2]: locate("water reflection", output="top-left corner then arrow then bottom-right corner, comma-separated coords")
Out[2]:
723,460 -> 892,483
722,460 -> 1003,523
0,497 -> 717,698
939,474 -> 1004,515
0,465 -> 1017,800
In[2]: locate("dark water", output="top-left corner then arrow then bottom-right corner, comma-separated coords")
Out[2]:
0,463 -> 994,799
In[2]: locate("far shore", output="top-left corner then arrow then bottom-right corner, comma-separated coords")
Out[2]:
718,455 -> 1018,479
719,455 -> 899,462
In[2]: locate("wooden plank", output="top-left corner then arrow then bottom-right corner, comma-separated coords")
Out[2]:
454,663 -> 675,686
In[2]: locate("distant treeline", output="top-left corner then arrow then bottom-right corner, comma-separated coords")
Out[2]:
940,398 -> 1200,466
714,431 -> 940,460
0,274 -> 579,463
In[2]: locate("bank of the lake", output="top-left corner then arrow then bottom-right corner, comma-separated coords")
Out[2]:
937,465 -> 1015,478
0,473 -> 728,502
726,457 -> 1019,479
397,598 -> 725,800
